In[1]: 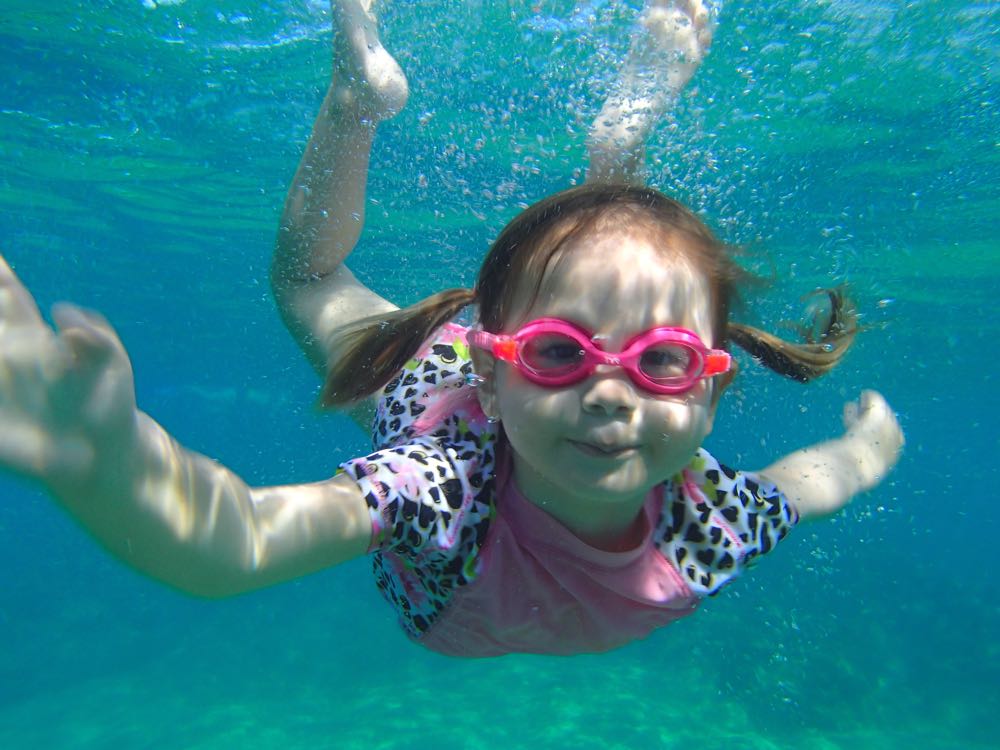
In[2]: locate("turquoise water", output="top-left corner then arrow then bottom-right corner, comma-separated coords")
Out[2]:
1,1 -> 997,748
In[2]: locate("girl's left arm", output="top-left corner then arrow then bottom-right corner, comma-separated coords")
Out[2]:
757,390 -> 904,522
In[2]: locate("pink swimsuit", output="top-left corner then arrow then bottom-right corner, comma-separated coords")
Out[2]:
340,324 -> 797,657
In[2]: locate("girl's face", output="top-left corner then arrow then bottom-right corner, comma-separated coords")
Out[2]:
473,230 -> 729,546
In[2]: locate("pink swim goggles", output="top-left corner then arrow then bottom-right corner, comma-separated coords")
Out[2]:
468,317 -> 731,395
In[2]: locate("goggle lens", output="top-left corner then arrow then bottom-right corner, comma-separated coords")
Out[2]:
469,318 -> 730,395
520,333 -> 586,376
637,344 -> 697,384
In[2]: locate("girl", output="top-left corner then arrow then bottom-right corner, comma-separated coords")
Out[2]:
0,1 -> 902,657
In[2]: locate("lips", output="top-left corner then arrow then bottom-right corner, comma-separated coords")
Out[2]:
569,439 -> 639,458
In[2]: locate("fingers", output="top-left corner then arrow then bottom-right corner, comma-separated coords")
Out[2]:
0,254 -> 46,331
0,268 -> 133,483
858,389 -> 890,420
844,390 -> 886,424
52,303 -> 127,371
843,390 -> 905,452
842,398 -> 860,428
51,304 -> 133,416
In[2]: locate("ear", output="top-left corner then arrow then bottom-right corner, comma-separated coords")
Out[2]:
469,345 -> 500,420
704,360 -> 738,433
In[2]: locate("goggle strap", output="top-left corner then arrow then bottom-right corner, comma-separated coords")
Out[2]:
493,339 -> 518,362
468,330 -> 519,363
703,351 -> 732,376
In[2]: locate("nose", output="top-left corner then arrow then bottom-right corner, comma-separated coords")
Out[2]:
580,367 -> 639,416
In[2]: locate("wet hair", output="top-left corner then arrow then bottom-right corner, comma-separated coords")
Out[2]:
320,183 -> 858,406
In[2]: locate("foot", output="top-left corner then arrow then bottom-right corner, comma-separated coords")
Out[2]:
587,0 -> 713,183
640,0 -> 713,95
330,0 -> 409,120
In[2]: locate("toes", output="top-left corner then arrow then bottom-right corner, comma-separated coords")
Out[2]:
690,0 -> 711,31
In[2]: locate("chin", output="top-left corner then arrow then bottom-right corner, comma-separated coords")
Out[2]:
572,463 -> 654,503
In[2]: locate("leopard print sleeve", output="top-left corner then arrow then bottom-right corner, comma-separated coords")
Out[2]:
338,324 -> 497,637
340,435 -> 493,556
655,448 -> 799,597
340,322 -> 495,554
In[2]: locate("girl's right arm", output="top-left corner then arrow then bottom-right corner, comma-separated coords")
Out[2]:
0,257 -> 371,597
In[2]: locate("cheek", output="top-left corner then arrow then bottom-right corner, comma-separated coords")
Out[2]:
644,393 -> 713,442
495,369 -> 577,430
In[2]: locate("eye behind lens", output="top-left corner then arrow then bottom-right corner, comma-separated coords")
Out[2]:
521,334 -> 586,374
639,344 -> 698,382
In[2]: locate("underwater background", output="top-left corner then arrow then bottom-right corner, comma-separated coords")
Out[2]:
0,1 -> 996,748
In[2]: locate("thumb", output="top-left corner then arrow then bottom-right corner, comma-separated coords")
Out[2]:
52,303 -> 128,374
51,304 -> 136,423
842,398 -> 860,430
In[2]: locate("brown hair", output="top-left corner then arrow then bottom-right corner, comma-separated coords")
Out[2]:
320,183 -> 858,406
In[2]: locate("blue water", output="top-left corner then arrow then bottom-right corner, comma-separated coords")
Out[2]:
1,1 -> 997,748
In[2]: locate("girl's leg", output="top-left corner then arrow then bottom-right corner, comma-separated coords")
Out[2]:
272,0 -> 408,375
586,0 -> 713,185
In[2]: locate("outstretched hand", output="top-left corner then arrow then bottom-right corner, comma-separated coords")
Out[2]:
759,389 -> 903,521
842,390 -> 904,480
0,256 -> 138,492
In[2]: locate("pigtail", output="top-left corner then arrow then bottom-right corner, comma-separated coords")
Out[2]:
726,288 -> 859,382
320,287 -> 477,407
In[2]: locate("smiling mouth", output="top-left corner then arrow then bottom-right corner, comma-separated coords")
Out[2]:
569,440 -> 639,458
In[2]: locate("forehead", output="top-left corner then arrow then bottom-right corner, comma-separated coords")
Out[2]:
509,231 -> 716,341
